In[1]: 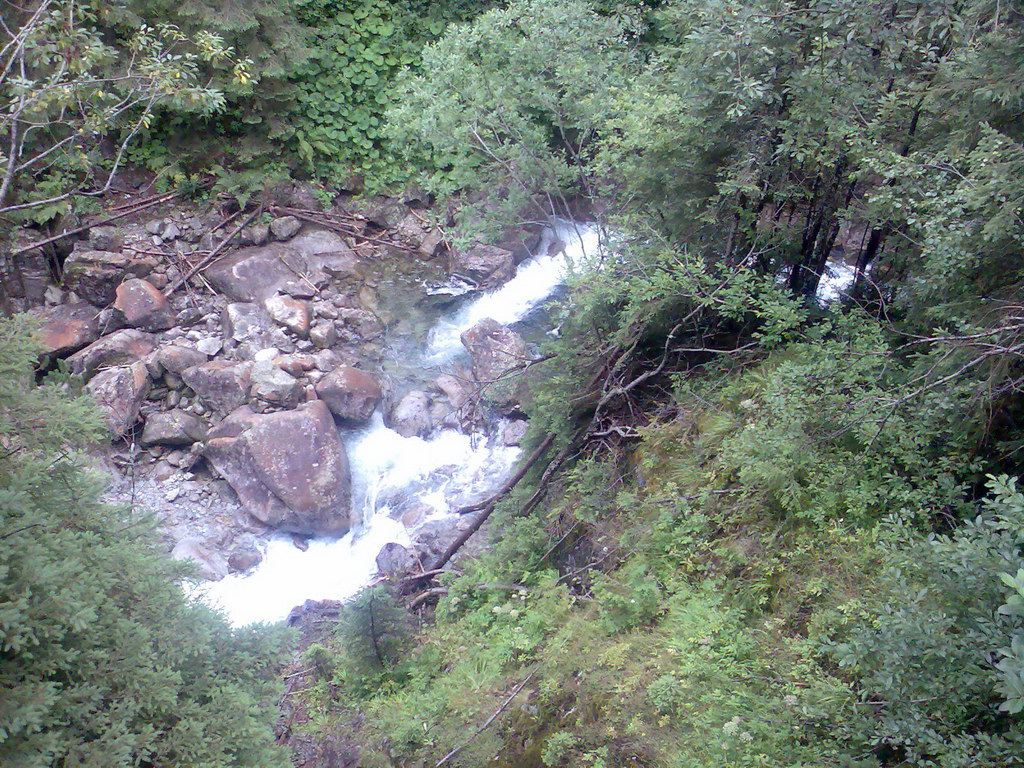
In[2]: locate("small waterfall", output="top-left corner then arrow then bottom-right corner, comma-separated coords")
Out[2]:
203,220 -> 601,625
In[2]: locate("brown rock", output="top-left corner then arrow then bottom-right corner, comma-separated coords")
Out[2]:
68,329 -> 157,379
86,361 -> 150,437
63,249 -> 157,306
114,278 -> 175,330
181,361 -> 252,414
203,401 -> 351,535
33,302 -> 99,357
265,294 -> 312,337
314,366 -> 382,421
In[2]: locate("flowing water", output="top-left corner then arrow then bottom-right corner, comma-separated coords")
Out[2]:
202,219 -> 601,626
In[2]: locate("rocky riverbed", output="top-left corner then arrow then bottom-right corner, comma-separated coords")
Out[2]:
2,185 -> 596,618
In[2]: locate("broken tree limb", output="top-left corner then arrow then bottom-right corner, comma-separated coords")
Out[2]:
11,190 -> 181,256
427,433 -> 554,572
163,207 -> 260,297
435,666 -> 538,768
456,430 -> 556,515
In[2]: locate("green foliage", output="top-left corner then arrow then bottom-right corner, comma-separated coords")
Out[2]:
388,0 -> 638,240
823,475 -> 1024,765
0,1 -> 241,221
0,317 -> 289,768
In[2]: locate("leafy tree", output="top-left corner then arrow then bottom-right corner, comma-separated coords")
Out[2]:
0,316 -> 290,768
0,0 -> 248,222
388,0 -> 638,240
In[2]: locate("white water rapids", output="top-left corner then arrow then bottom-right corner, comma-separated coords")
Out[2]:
202,220 -> 601,626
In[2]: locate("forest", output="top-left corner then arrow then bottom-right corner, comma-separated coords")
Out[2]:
1,1 -> 1023,767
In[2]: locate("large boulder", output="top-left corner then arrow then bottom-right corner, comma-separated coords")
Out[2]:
203,401 -> 351,535
86,362 -> 150,437
63,249 -> 156,306
181,361 -> 252,414
387,390 -> 433,438
33,302 -> 99,357
314,366 -> 381,421
461,319 -> 528,409
114,278 -> 175,330
141,409 -> 208,446
205,229 -> 359,303
68,329 -> 156,379
155,345 -> 208,376
450,244 -> 514,289
250,360 -> 303,407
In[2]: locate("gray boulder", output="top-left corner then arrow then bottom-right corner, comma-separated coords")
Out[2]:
181,361 -> 252,414
203,401 -> 351,535
156,345 -> 208,375
68,329 -> 157,379
141,409 -> 208,446
270,215 -> 301,240
205,229 -> 359,303
86,362 -> 150,437
450,244 -> 514,289
461,318 -> 528,409
387,390 -> 433,438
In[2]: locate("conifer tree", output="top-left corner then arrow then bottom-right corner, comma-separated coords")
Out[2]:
0,316 -> 290,768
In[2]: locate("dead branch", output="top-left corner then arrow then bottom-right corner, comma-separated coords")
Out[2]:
435,667 -> 538,768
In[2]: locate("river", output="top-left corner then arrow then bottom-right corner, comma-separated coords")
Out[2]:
202,220 -> 601,625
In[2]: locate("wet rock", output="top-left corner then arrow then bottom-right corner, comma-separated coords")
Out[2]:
502,419 -> 529,446
387,390 -> 433,438
156,344 -> 208,376
203,400 -> 351,535
181,360 -> 252,414
376,542 -> 414,576
33,302 -> 99,357
265,294 -> 312,337
228,546 -> 262,573
315,365 -> 382,421
462,318 -> 527,383
63,249 -> 157,306
270,215 -> 301,240
68,329 -> 157,379
141,409 -> 208,446
171,537 -> 229,581
336,308 -> 384,343
114,278 -> 175,330
450,244 -> 514,289
86,361 -> 151,437
250,359 -> 304,407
